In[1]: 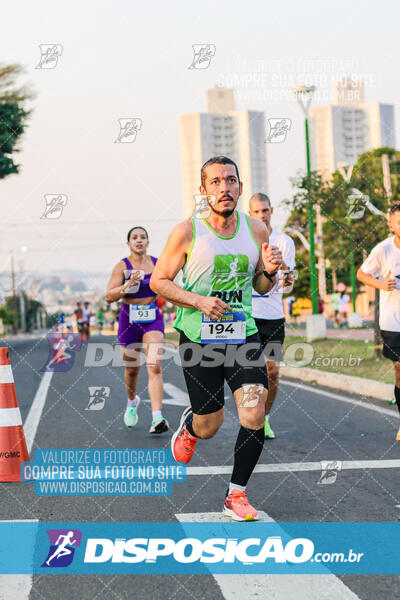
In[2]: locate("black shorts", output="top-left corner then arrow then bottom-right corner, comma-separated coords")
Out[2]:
380,330 -> 400,362
179,331 -> 268,415
254,318 -> 285,362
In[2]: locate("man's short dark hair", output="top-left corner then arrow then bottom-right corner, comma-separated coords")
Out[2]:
249,192 -> 271,208
389,203 -> 400,215
201,156 -> 240,187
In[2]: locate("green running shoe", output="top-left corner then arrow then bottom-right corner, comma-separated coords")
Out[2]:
264,416 -> 275,439
149,415 -> 169,434
124,396 -> 140,428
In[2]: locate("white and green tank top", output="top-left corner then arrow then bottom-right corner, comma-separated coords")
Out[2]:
174,211 -> 261,343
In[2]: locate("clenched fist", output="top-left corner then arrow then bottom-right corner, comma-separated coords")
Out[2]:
262,243 -> 283,274
196,296 -> 232,320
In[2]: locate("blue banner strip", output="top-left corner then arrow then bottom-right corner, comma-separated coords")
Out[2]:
0,522 -> 399,574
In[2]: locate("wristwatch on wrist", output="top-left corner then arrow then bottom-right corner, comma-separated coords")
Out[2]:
263,269 -> 278,282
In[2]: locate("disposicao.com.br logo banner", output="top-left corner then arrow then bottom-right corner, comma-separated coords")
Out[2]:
0,522 -> 399,575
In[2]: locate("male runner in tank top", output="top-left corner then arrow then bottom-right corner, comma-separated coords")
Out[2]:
151,156 -> 283,521
249,193 -> 296,439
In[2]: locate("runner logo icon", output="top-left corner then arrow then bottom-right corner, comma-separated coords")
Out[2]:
266,118 -> 291,143
36,44 -> 63,69
213,255 -> 249,290
188,44 -> 216,69
86,386 -> 110,410
114,118 -> 142,143
238,384 -> 264,408
42,529 -> 82,567
318,460 -> 342,485
41,194 -> 67,219
41,333 -> 82,372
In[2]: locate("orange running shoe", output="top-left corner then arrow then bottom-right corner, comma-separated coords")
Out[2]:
223,489 -> 259,521
396,426 -> 400,442
171,406 -> 198,464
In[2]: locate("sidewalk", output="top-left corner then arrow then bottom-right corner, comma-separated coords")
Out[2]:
0,329 -> 49,343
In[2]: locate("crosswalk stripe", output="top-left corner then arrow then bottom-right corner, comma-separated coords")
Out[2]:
176,512 -> 361,600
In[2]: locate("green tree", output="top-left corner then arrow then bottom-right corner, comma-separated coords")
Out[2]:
0,64 -> 33,332
4,294 -> 45,332
0,305 -> 14,327
0,64 -> 32,180
283,148 -> 400,297
283,170 -> 326,298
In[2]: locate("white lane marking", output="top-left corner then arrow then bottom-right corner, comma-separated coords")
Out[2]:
24,372 -> 53,454
143,382 -> 190,407
0,520 -> 38,600
280,379 -> 397,417
0,407 -> 22,427
186,459 -> 400,476
176,512 -> 361,600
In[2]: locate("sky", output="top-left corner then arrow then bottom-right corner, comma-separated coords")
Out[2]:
1,0 -> 399,286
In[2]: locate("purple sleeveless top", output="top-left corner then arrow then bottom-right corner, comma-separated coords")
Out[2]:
122,256 -> 157,299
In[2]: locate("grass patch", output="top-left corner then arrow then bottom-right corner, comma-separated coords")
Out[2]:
165,329 -> 179,344
283,336 -> 394,385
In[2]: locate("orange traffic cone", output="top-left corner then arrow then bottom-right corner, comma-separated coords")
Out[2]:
0,347 -> 30,481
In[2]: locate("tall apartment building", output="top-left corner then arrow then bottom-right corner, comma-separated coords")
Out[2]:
179,87 -> 268,217
309,78 -> 396,175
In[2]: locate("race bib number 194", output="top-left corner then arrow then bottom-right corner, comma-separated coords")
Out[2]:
201,311 -> 246,344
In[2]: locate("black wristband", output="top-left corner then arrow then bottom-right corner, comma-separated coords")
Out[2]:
263,269 -> 278,282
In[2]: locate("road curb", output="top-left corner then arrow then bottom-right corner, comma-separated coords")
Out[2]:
280,365 -> 392,402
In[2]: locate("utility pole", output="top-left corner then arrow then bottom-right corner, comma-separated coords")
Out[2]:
338,164 -> 357,312
10,250 -> 18,334
19,292 -> 26,333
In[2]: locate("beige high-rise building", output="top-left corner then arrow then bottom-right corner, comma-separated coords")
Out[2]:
179,87 -> 268,217
309,78 -> 396,176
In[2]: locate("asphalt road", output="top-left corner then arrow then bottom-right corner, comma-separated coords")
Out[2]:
0,334 -> 399,600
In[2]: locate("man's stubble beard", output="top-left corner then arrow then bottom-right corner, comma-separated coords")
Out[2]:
209,203 -> 236,218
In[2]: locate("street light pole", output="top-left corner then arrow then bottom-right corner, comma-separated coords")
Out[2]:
338,164 -> 357,313
293,85 -> 318,315
347,216 -> 357,313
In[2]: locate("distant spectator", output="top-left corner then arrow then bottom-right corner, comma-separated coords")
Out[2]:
332,291 -> 340,327
338,291 -> 350,324
292,299 -> 300,323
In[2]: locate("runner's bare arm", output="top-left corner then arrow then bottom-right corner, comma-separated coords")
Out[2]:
357,268 -> 395,292
150,221 -> 231,317
150,222 -> 201,309
105,262 -> 142,303
248,217 -> 283,294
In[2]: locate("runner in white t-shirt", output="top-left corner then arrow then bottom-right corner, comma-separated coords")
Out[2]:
357,204 -> 400,441
249,193 -> 296,439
